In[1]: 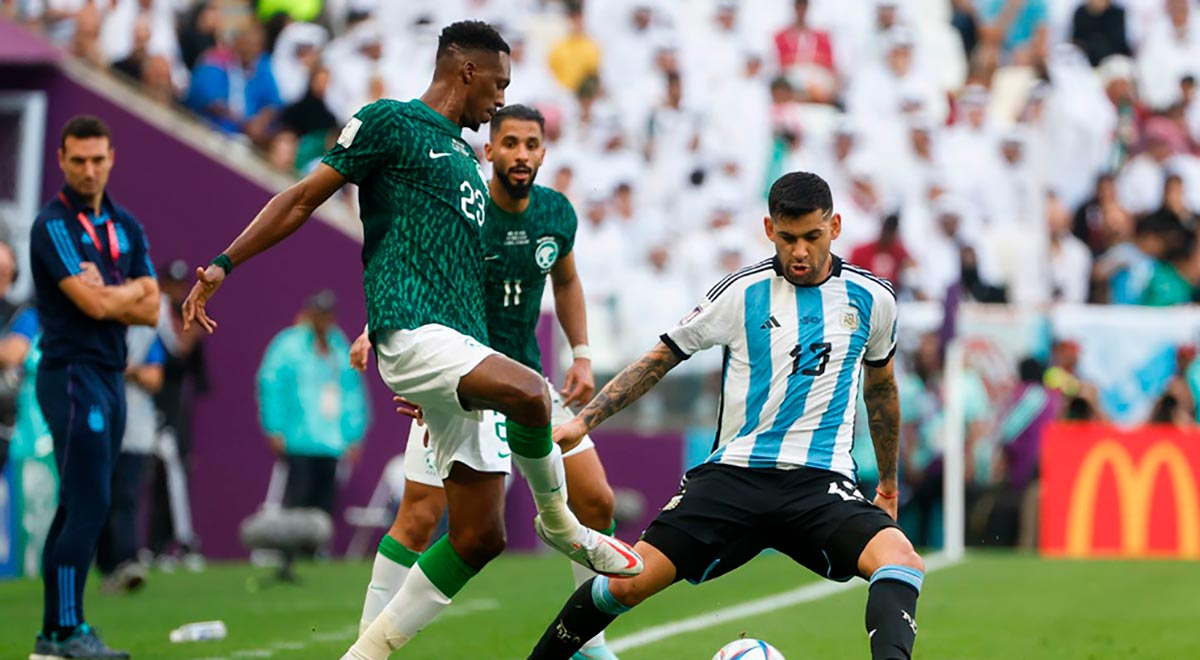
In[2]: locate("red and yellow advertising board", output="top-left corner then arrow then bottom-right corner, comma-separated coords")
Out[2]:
1041,423 -> 1200,559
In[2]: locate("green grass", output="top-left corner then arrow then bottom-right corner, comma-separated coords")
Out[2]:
1,552 -> 1196,658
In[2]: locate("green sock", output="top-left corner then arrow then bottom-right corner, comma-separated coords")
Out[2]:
505,419 -> 553,458
416,535 -> 479,598
379,534 -> 421,568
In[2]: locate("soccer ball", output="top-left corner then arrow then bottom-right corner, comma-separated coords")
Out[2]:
712,638 -> 786,660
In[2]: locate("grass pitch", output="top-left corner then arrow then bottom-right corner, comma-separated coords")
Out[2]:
0,551 -> 1194,659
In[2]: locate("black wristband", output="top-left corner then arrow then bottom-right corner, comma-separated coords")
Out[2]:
211,253 -> 234,275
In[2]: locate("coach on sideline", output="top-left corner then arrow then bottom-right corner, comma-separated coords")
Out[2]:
29,115 -> 159,660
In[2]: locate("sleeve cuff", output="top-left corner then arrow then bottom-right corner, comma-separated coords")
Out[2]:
320,157 -> 357,185
864,345 -> 897,369
659,333 -> 691,361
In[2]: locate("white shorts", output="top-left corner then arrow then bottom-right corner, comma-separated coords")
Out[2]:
376,324 -> 499,483
403,377 -> 596,488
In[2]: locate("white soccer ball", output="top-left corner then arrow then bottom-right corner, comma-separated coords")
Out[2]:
712,638 -> 786,660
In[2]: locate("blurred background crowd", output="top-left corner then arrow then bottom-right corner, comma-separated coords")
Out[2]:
6,0 -> 1200,321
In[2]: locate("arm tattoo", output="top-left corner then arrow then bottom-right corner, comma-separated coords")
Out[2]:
863,373 -> 901,483
579,343 -> 681,431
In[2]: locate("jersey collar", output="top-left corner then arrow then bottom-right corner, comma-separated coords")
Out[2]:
58,184 -> 115,219
772,254 -> 842,287
411,99 -> 464,137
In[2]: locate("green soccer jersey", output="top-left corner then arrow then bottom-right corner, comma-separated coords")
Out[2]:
482,185 -> 577,372
322,99 -> 491,342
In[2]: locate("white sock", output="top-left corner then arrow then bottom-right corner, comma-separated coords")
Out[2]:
513,445 -> 580,537
359,551 -> 412,634
346,564 -> 451,659
572,561 -> 609,649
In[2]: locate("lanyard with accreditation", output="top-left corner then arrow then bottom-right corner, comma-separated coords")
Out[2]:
59,190 -> 121,281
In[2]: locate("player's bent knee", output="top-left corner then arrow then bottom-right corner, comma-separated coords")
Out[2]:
449,524 -> 507,565
896,548 -> 924,573
605,576 -> 651,608
881,540 -> 924,573
506,372 -> 550,422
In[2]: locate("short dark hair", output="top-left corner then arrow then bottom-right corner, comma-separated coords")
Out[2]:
436,21 -> 510,60
768,171 -> 833,219
490,104 -> 545,137
60,115 -> 111,150
1018,357 -> 1046,384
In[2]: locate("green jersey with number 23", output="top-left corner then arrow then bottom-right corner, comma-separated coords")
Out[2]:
322,99 -> 491,343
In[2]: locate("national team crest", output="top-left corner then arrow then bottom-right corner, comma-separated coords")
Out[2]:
841,309 -> 859,331
535,236 -> 559,271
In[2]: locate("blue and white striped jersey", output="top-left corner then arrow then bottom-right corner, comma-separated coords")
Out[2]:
661,255 -> 897,479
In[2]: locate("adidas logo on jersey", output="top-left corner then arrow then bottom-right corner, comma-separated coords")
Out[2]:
760,315 -> 781,330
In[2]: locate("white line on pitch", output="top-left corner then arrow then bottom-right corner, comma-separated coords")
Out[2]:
608,552 -> 963,654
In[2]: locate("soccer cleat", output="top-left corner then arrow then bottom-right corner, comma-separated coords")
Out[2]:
572,644 -> 621,660
534,516 -> 644,577
30,633 -> 62,660
32,624 -> 130,659
116,561 -> 148,595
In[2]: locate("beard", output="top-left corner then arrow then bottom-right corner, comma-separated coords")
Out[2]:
497,164 -> 538,199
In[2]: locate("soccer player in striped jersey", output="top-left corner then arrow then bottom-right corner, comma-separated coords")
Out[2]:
527,172 -> 925,660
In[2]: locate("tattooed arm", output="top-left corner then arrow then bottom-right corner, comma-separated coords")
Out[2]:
863,359 -> 902,518
554,341 -> 684,451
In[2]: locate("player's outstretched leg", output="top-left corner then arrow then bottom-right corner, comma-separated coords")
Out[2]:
359,480 -> 445,634
345,465 -> 505,659
528,541 -> 675,660
858,528 -> 925,660
561,445 -> 620,660
459,355 -> 642,577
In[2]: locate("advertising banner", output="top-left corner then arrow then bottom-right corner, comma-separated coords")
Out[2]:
1041,423 -> 1200,559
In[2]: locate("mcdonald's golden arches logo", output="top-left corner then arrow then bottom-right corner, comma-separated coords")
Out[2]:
1041,425 -> 1200,559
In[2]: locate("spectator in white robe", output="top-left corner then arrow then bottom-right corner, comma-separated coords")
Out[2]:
271,22 -> 328,105
1136,0 -> 1200,112
1047,192 -> 1095,303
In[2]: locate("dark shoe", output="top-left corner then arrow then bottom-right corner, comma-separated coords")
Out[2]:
114,561 -> 147,593
30,632 -> 63,660
52,624 -> 130,659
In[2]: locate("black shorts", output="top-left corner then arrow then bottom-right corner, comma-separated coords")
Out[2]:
643,462 -> 899,585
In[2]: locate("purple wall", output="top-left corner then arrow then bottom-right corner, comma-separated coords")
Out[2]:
0,18 -> 60,65
8,64 -> 392,558
4,61 -> 687,558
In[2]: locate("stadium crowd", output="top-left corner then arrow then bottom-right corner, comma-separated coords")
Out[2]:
6,0 -> 1200,330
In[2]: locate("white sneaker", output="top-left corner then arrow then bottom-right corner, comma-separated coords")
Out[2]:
533,516 -> 644,577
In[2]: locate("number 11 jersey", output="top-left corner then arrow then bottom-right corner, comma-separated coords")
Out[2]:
481,185 -> 577,373
322,99 -> 491,343
660,255 -> 898,479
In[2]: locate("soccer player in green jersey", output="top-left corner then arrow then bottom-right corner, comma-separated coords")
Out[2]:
180,22 -> 642,659
350,104 -> 622,660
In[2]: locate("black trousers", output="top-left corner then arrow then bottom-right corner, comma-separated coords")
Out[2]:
282,455 -> 338,515
146,456 -> 174,554
96,452 -> 147,574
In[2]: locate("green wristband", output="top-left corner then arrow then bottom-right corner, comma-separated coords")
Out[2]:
211,253 -> 234,274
